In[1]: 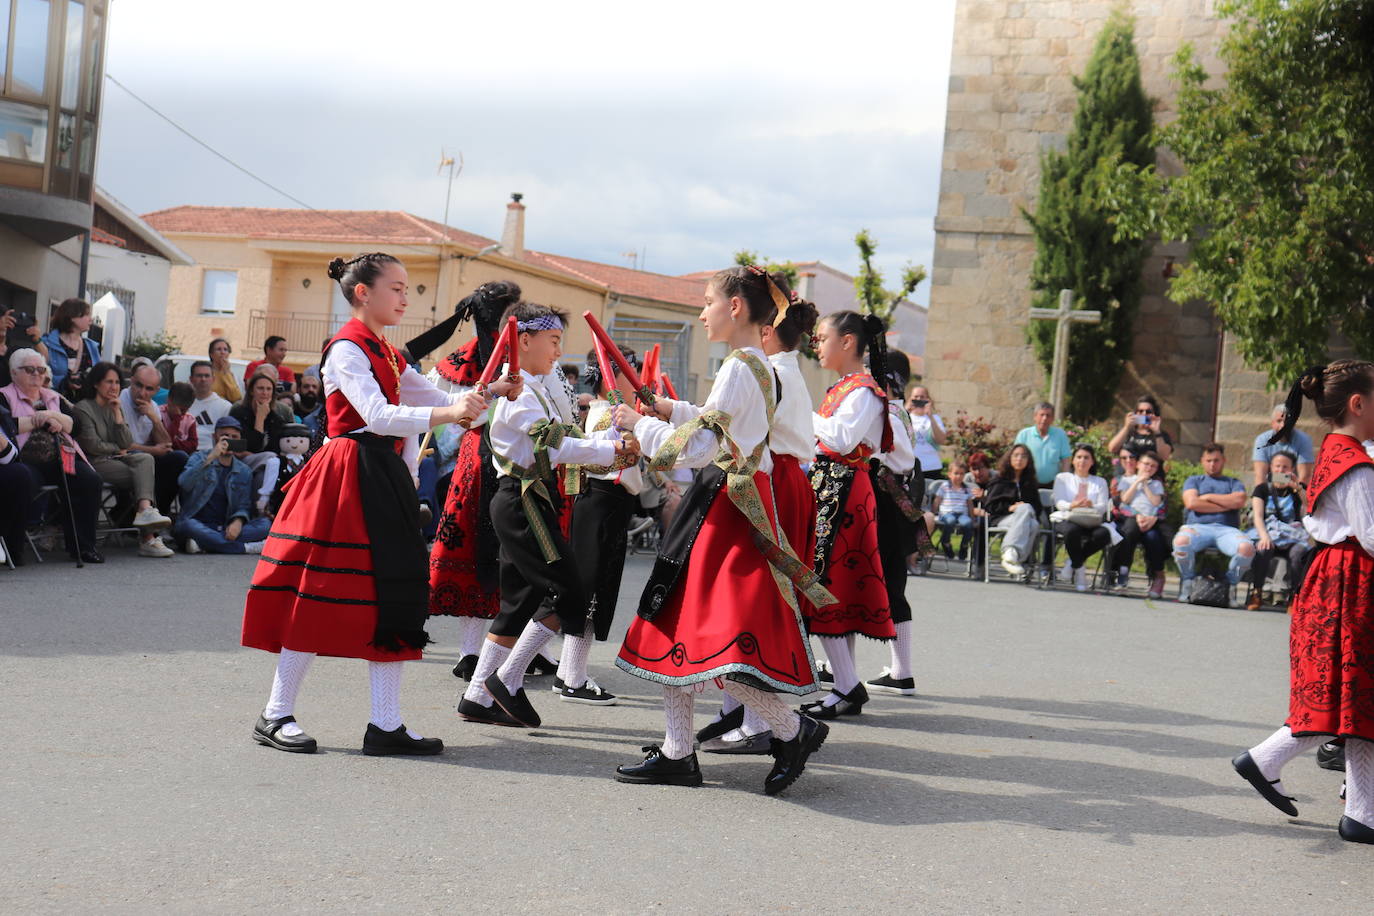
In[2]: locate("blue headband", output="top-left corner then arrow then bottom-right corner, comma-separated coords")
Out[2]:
517,314 -> 563,333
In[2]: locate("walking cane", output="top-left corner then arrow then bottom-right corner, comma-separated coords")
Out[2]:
57,436 -> 83,569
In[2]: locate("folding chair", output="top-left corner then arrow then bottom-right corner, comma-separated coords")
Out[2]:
25,484 -> 61,563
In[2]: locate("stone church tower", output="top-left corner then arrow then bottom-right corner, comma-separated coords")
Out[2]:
925,0 -> 1286,459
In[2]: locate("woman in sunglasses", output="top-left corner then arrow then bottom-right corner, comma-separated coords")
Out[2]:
1107,395 -> 1173,466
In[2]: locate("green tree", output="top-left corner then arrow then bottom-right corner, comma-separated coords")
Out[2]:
853,229 -> 926,320
1102,0 -> 1374,387
732,249 -> 799,288
1022,9 -> 1154,423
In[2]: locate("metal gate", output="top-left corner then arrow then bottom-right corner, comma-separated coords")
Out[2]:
606,314 -> 692,397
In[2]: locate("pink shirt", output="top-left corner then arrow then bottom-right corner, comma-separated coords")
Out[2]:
0,383 -> 90,464
160,404 -> 198,452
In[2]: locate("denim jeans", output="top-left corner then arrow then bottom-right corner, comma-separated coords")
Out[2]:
1173,522 -> 1254,584
174,515 -> 271,554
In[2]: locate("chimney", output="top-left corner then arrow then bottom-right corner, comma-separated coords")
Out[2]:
501,192 -> 525,258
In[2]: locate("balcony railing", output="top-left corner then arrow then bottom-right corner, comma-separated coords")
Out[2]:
248,309 -> 436,355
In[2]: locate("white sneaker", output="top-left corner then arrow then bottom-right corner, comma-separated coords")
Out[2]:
1178,579 -> 1193,603
1074,567 -> 1088,592
139,538 -> 175,558
243,541 -> 264,555
184,538 -> 202,555
1000,549 -> 1024,577
133,507 -> 172,531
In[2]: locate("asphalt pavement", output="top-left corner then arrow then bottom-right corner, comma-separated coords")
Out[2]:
2,548 -> 1371,913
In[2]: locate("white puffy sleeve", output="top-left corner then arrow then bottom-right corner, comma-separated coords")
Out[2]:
1053,472 -> 1076,510
327,342 -> 446,437
1331,466 -> 1374,556
633,358 -> 760,469
813,387 -> 882,455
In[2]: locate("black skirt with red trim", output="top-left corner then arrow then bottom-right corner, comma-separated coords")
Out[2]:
428,427 -> 501,619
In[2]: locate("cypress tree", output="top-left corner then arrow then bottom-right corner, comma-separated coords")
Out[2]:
1023,10 -> 1154,423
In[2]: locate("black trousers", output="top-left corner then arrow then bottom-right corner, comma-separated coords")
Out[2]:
874,481 -> 915,625
1112,516 -> 1170,575
153,449 -> 190,516
1055,521 -> 1112,569
1252,541 -> 1311,593
20,459 -> 101,555
571,479 -> 636,641
489,477 -> 587,639
0,461 -> 36,560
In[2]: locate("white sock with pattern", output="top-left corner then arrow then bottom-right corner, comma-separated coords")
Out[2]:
496,620 -> 557,693
890,621 -> 914,680
263,648 -> 315,737
1345,739 -> 1374,827
662,686 -> 696,760
537,639 -> 560,665
721,681 -> 800,742
463,639 -> 512,706
456,617 -> 485,659
557,633 -> 592,689
818,636 -> 859,705
1248,725 -> 1325,801
368,661 -> 421,738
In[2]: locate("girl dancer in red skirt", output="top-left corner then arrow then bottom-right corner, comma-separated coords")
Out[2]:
1231,360 -> 1374,845
242,254 -> 489,756
805,311 -> 897,719
696,293 -> 821,754
611,266 -> 834,794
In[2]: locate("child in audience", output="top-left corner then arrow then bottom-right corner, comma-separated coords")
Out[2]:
934,460 -> 975,560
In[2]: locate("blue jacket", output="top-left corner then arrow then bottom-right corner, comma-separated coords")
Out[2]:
177,450 -> 253,523
40,329 -> 101,393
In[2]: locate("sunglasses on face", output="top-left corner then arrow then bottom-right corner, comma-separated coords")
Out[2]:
16,365 -> 45,375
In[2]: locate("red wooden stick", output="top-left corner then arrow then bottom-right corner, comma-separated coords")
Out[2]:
505,315 -> 519,378
592,335 -> 621,403
582,311 -> 651,399
660,372 -> 678,399
643,345 -> 661,394
476,319 -> 513,388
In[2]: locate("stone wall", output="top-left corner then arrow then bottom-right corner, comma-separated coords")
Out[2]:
928,0 -> 1233,458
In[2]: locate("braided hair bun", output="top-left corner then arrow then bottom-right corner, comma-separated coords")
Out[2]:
327,258 -> 347,281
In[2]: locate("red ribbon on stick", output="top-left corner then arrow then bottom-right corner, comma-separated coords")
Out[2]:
582,311 -> 654,404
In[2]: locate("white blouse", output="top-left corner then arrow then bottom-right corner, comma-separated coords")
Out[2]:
584,399 -> 644,494
632,347 -> 775,474
813,380 -> 885,457
427,367 -> 571,430
1305,465 -> 1374,556
910,412 -> 945,471
878,402 -> 916,474
1052,471 -> 1111,517
488,368 -> 617,478
767,349 -> 815,460
323,340 -> 459,474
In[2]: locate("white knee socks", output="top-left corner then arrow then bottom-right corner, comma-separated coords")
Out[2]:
496,620 -> 557,693
263,648 -> 315,737
456,616 -> 486,659
721,681 -> 800,742
662,686 -> 696,760
818,635 -> 859,705
890,621 -> 914,680
1249,725 -> 1325,800
463,639 -> 512,706
556,633 -> 593,689
1346,739 -> 1374,827
369,660 -> 423,737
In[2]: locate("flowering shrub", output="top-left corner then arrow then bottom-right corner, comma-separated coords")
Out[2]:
946,411 -> 1012,465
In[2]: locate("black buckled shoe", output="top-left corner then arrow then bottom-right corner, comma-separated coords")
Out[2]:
615,745 -> 703,786
1231,751 -> 1299,816
701,729 -> 774,755
1317,740 -> 1347,772
451,654 -> 478,681
525,654 -> 559,677
801,684 -> 869,720
362,723 -> 443,756
252,715 -> 317,754
485,673 -> 542,728
457,697 -> 523,727
1339,815 -> 1374,845
764,715 -> 829,796
695,706 -> 745,744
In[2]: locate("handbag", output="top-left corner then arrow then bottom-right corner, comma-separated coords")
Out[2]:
1050,507 -> 1104,527
18,427 -> 59,465
1188,574 -> 1231,608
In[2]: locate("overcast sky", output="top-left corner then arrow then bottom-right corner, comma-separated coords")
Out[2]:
97,0 -> 956,303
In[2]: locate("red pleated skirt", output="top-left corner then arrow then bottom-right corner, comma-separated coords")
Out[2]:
1286,540 -> 1374,742
241,437 -> 422,662
616,471 -> 819,694
773,454 -> 817,615
811,468 -> 895,640
428,428 -> 501,619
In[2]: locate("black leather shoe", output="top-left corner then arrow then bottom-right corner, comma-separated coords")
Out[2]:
1232,750 -> 1299,816
485,673 -> 542,728
252,715 -> 317,754
1317,740 -> 1347,772
615,745 -> 703,786
362,723 -> 443,756
525,654 -> 559,677
817,663 -> 834,685
457,697 -> 523,727
701,729 -> 773,755
695,706 -> 745,744
451,654 -> 478,681
801,684 -> 869,719
764,715 -> 829,796
75,549 -> 104,564
1339,815 -> 1374,845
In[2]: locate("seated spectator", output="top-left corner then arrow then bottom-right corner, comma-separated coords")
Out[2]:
1,348 -> 102,564
1110,447 -> 1139,498
120,363 -> 189,516
243,335 -> 296,394
1111,450 -> 1169,599
294,372 -> 323,426
0,397 -> 36,566
173,417 -> 271,555
71,362 -> 174,557
208,337 -> 241,403
41,297 -> 100,399
1173,442 -> 1253,602
1052,445 -> 1113,592
973,443 -> 1041,577
1014,402 -> 1073,487
907,385 -> 947,480
1107,395 -> 1174,464
188,360 -> 232,451
1245,450 -> 1310,610
1252,403 -> 1315,487
932,459 -> 975,560
229,370 -> 284,515
161,382 -> 199,453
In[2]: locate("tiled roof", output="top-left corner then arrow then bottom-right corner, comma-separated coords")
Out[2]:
525,251 -> 706,308
90,227 -> 126,248
142,206 -> 497,251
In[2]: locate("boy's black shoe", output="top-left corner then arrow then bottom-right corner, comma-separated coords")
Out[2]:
451,654 -> 478,681
695,707 -> 744,744
457,697 -> 523,727
1317,741 -> 1347,772
485,673 -> 542,728
525,655 -> 559,677
865,671 -> 917,696
615,745 -> 703,786
362,723 -> 443,756
764,715 -> 829,796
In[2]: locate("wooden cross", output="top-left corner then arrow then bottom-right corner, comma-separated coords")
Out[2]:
1028,289 -> 1101,416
